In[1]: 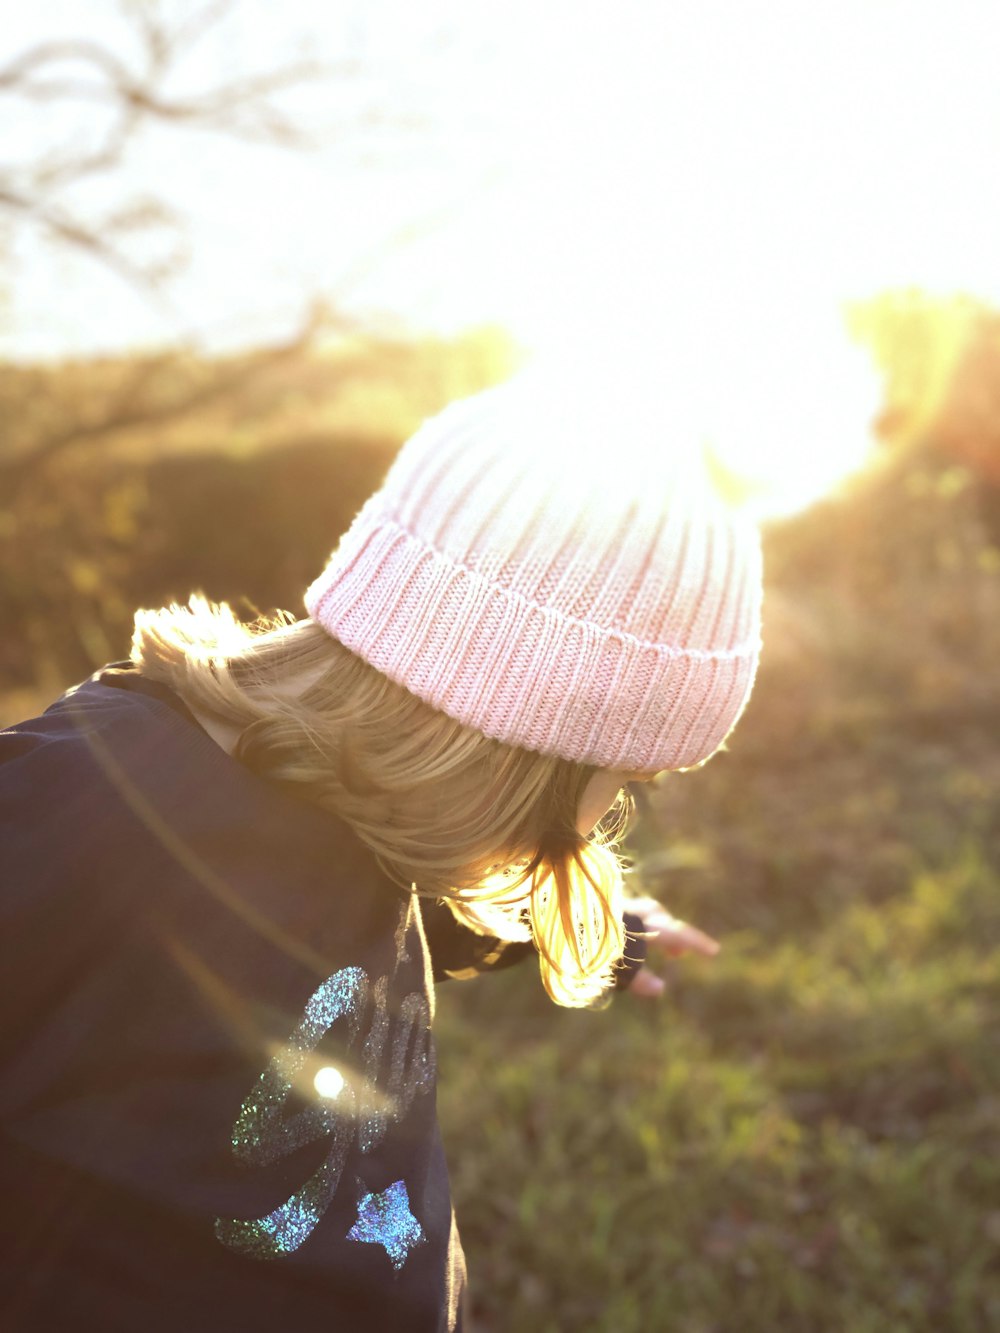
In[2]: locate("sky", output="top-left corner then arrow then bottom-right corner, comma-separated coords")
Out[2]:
3,0 -> 1000,516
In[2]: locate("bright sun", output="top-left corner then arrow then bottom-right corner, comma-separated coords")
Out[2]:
6,0 -> 998,526
349,0 -> 998,520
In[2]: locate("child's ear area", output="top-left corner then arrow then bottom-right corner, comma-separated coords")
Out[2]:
575,768 -> 670,837
575,769 -> 631,836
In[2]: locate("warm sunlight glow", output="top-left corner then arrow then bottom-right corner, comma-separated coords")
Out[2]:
5,2 -> 999,515
528,307 -> 884,522
344,0 -> 998,518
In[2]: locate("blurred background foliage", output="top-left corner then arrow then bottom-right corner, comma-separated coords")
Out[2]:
1,288 -> 999,1330
0,318 -> 518,707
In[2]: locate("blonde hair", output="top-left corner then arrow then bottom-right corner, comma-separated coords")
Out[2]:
130,594 -> 633,1007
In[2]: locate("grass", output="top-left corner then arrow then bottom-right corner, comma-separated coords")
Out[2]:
436,831 -> 999,1332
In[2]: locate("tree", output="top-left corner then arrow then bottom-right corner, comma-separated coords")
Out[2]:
0,1 -> 366,485
0,0 -> 335,286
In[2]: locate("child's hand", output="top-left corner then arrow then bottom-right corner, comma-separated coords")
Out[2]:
622,895 -> 720,998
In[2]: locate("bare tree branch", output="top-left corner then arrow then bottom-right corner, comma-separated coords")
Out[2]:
0,2 -> 338,286
1,41 -> 333,144
0,183 -> 181,284
1,298 -> 338,494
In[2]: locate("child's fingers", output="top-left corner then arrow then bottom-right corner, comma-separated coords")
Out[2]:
628,966 -> 666,998
623,896 -> 721,958
622,895 -> 665,917
651,915 -> 721,958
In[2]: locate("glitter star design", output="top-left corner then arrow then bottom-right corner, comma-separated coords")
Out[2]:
346,1179 -> 426,1271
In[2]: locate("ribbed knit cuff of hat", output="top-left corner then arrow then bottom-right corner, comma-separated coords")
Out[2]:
305,380 -> 763,774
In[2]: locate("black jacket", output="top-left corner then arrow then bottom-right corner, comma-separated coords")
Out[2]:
0,664 -> 644,1331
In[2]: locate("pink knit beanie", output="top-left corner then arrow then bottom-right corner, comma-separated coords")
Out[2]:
305,374 -> 763,772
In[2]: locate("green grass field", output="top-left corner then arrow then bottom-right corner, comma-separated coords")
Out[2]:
437,746 -> 1000,1331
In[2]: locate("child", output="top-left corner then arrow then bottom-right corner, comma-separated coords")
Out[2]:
0,374 -> 763,1330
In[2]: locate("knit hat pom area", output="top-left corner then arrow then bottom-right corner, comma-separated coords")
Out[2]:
305,372 -> 764,773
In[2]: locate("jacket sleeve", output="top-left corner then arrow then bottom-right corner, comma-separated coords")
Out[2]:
417,898 -> 648,991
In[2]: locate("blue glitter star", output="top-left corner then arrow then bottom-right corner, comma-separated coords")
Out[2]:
346,1179 -> 426,1271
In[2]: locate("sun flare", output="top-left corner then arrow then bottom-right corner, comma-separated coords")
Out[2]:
5,0 -> 1000,522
